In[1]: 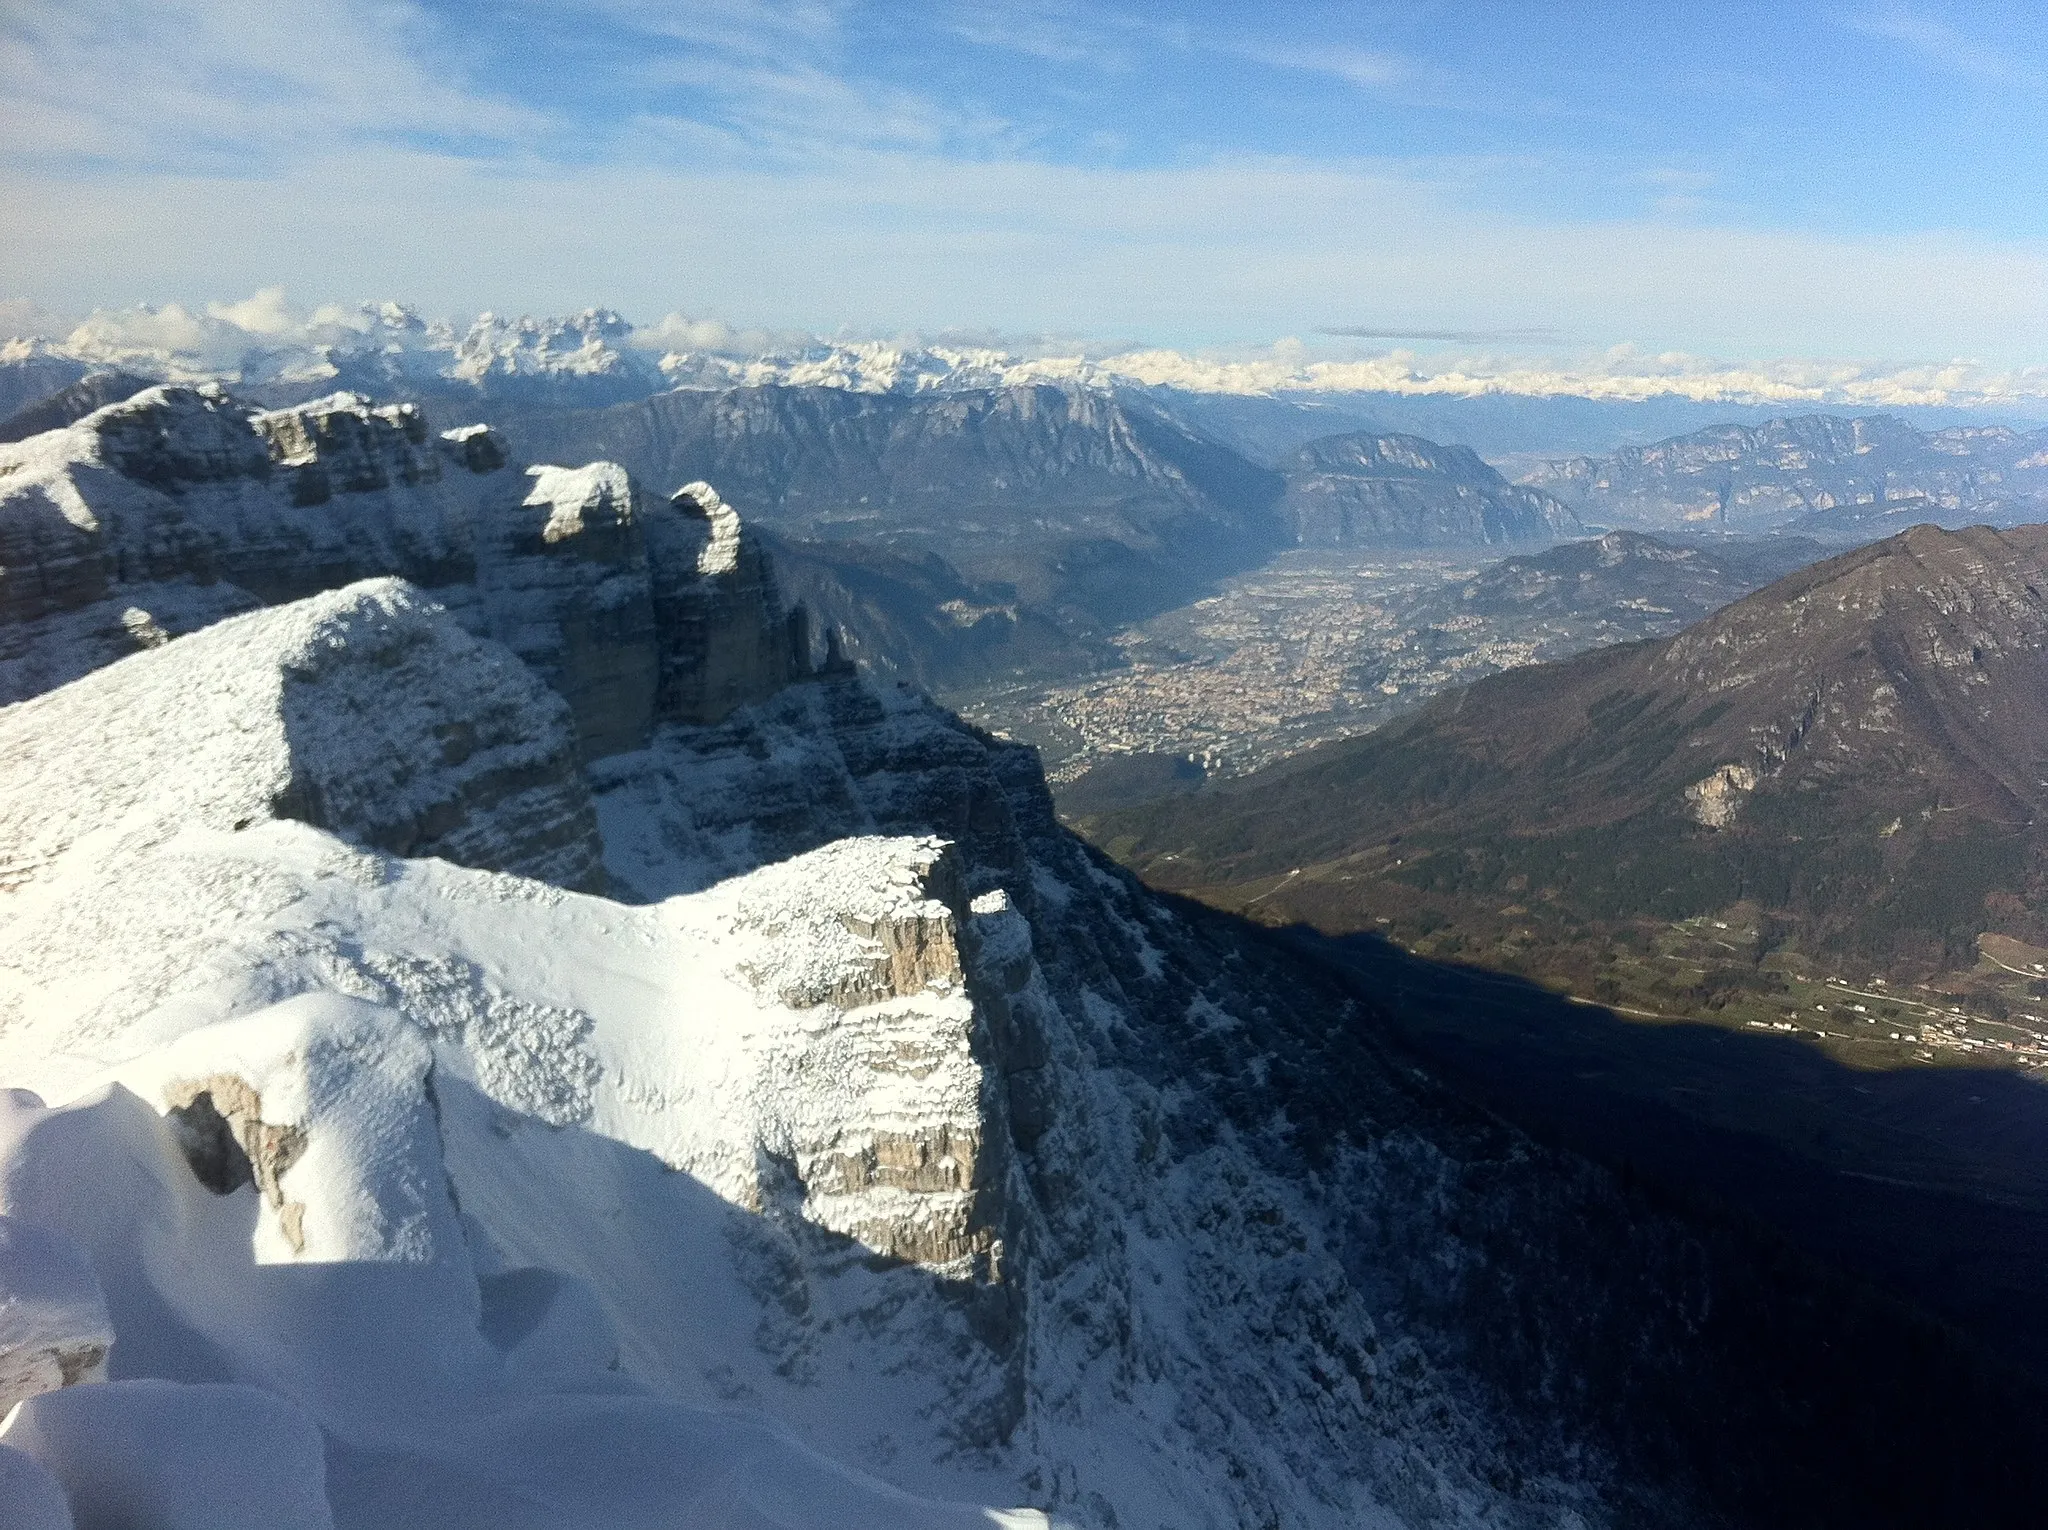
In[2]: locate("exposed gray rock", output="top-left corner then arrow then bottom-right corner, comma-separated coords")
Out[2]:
162,1074 -> 311,1250
0,387 -> 494,698
479,462 -> 658,761
649,481 -> 810,725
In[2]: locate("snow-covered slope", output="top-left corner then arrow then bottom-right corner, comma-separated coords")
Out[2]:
0,578 -> 604,897
0,560 -> 1690,1526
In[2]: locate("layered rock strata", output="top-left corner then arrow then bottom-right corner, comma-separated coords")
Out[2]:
0,386 -> 808,748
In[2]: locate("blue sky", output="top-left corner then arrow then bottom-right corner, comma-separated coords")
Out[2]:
5,1 -> 2048,363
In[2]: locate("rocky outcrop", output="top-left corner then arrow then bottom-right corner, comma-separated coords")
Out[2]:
0,579 -> 605,893
0,386 -> 497,697
112,996 -> 463,1268
0,385 -> 812,754
649,482 -> 810,725
479,462 -> 658,761
715,838 -> 1013,1280
502,381 -> 1289,684
161,1075 -> 310,1249
1684,762 -> 1758,827
1280,429 -> 1581,547
0,1215 -> 113,1414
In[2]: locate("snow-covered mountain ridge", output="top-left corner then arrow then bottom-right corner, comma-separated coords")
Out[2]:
0,394 -> 2040,1528
9,296 -> 2048,414
0,383 -> 806,733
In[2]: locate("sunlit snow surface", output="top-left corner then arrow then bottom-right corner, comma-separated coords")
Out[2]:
0,813 -> 1048,1527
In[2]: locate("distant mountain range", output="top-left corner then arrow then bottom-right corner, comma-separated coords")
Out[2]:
1363,528 -> 1827,686
503,389 -> 1608,688
0,368 -> 152,443
12,302 -> 2048,462
1524,413 -> 2048,537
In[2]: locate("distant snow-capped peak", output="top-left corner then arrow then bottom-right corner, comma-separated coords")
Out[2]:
8,293 -> 2048,412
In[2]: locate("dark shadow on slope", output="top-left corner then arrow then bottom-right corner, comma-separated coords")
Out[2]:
1093,884 -> 2048,1530
1275,922 -> 2048,1375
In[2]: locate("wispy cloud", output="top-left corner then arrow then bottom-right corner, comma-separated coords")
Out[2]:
566,0 -> 846,59
1319,325 -> 1563,344
0,0 -> 548,170
943,0 -> 1130,66
632,58 -> 1014,158
11,147 -> 2047,367
942,6 -> 1418,94
1852,4 -> 2042,88
1229,41 -> 1414,90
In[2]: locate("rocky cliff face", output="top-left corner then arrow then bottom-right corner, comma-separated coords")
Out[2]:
1524,412 -> 2048,536
0,386 -> 807,742
0,579 -> 604,894
1281,430 -> 1582,547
